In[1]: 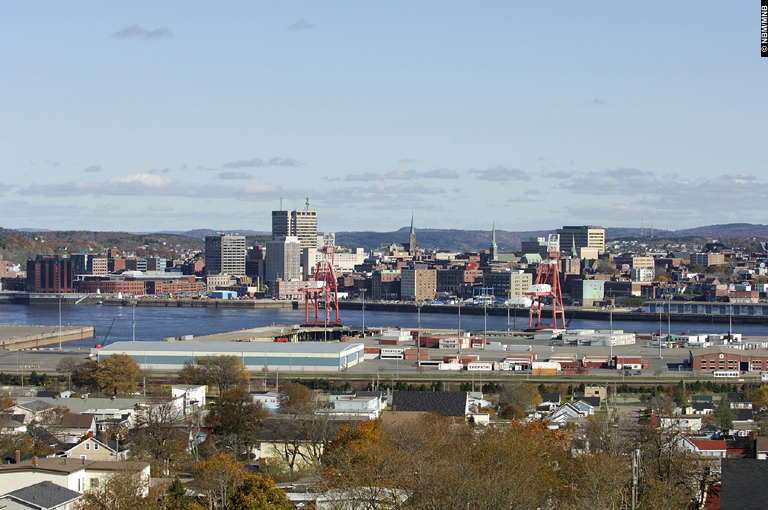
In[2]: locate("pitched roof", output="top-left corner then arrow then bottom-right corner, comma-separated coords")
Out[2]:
735,409 -> 754,421
540,393 -> 561,404
391,391 -> 468,417
691,439 -> 727,451
720,458 -> 768,510
578,397 -> 600,408
60,414 -> 95,429
6,481 -> 81,509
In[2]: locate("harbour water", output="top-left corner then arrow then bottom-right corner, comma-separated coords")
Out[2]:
2,303 -> 768,348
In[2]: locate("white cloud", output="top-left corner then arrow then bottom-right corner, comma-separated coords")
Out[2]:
286,20 -> 315,31
112,25 -> 173,40
469,166 -> 530,182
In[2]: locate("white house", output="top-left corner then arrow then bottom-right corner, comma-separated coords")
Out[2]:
0,458 -> 150,495
171,385 -> 207,414
252,392 -> 281,413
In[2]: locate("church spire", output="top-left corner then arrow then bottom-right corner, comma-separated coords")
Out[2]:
409,214 -> 418,255
571,234 -> 578,257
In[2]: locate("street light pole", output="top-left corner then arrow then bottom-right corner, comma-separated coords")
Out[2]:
132,303 -> 136,342
58,295 -> 62,349
457,301 -> 461,355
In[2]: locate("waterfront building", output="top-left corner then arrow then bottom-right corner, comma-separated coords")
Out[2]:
401,267 -> 436,301
482,271 -> 532,300
204,234 -> 246,276
26,255 -> 73,293
97,341 -> 365,373
265,236 -> 301,284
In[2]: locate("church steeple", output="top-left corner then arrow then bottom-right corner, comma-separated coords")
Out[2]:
409,214 -> 418,255
490,222 -> 498,261
570,234 -> 578,258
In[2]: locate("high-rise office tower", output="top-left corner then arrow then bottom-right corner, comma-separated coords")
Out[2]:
265,236 -> 301,283
205,234 -> 246,275
271,199 -> 318,251
556,225 -> 605,255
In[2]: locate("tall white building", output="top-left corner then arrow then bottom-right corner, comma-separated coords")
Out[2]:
266,236 -> 301,284
271,207 -> 318,251
204,234 -> 246,275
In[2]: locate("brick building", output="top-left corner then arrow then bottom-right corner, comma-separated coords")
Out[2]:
76,278 -> 145,295
690,346 -> 768,374
26,255 -> 73,293
401,268 -> 437,301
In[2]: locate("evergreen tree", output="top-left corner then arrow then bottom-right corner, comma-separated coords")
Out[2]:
713,394 -> 734,432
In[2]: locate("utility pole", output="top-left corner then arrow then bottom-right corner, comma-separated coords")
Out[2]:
457,301 -> 461,355
631,448 -> 639,510
132,303 -> 136,342
58,296 -> 62,349
361,289 -> 365,332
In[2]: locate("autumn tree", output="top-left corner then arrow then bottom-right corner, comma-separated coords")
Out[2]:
752,385 -> 768,412
498,382 -> 542,419
128,397 -> 190,475
72,360 -> 101,392
93,354 -> 143,395
192,453 -> 245,510
278,382 -> 313,415
56,356 -> 85,376
186,356 -> 249,393
228,473 -> 293,510
205,387 -> 267,459
77,468 -> 160,510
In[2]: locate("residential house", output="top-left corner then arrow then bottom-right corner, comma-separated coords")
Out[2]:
691,402 -> 714,415
59,433 -> 129,461
328,395 -> 386,420
538,393 -> 561,413
54,415 -> 96,444
680,437 -> 728,459
8,401 -> 63,425
0,457 -> 150,494
170,385 -> 206,415
390,391 -> 469,420
755,436 -> 768,460
0,481 -> 82,510
252,392 -> 281,413
547,403 -> 588,428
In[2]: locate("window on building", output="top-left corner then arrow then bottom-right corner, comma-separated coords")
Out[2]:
85,443 -> 90,450
91,478 -> 99,488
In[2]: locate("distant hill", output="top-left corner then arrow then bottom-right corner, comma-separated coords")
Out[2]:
2,223 -> 767,264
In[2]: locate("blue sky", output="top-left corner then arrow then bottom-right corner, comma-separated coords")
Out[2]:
1,2 -> 766,234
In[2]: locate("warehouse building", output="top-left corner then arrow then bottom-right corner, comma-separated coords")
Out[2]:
690,346 -> 768,374
97,341 -> 365,372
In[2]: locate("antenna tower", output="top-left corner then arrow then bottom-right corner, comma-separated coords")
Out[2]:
525,234 -> 566,330
303,233 -> 341,327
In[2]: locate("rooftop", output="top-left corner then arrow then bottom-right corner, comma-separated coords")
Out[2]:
99,341 -> 364,355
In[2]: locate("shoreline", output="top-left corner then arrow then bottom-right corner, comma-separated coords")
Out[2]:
2,292 -> 768,324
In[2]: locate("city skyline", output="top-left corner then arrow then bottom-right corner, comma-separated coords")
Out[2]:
1,3 -> 766,233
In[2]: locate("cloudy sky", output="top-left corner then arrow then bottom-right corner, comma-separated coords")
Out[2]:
1,2 -> 766,234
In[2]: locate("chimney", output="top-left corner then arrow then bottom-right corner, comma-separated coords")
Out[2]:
32,456 -> 37,467
392,405 -> 396,413
102,431 -> 108,445
14,450 -> 19,464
